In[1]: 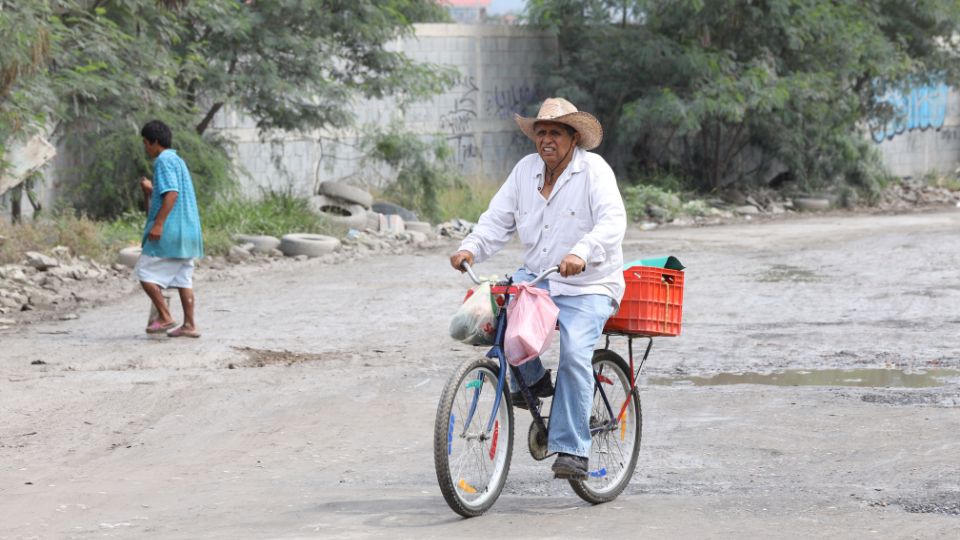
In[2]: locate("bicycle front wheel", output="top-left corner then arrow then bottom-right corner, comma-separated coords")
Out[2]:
433,358 -> 514,517
569,349 -> 642,503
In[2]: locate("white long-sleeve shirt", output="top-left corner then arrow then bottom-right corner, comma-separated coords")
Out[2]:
459,147 -> 627,303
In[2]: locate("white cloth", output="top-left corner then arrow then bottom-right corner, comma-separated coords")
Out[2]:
458,147 -> 626,302
134,254 -> 195,289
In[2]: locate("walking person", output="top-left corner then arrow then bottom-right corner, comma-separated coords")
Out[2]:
449,97 -> 627,479
136,120 -> 204,338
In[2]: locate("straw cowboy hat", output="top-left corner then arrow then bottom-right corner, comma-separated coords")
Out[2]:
514,97 -> 603,151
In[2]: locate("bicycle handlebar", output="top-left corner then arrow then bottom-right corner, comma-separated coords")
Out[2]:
460,261 -> 559,287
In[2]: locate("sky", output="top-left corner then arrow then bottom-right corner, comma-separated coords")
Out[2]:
487,0 -> 526,15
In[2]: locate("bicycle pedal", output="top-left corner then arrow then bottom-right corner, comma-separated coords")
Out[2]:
513,397 -> 542,411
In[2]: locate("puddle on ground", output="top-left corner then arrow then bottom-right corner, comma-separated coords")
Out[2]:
647,368 -> 960,388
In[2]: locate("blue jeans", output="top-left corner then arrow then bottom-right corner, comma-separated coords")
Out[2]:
508,268 -> 617,458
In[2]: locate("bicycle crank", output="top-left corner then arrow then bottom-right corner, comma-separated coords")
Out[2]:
527,421 -> 550,461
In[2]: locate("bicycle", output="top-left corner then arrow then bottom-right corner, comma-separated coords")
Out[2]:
433,262 -> 659,517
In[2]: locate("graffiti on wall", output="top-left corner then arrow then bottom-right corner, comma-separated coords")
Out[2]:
440,75 -> 482,168
871,83 -> 950,143
486,83 -> 538,119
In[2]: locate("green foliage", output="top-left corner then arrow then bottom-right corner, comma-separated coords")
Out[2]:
0,192 -> 338,263
202,191 -> 339,255
1,0 -> 455,217
621,184 -> 708,223
437,177 -> 500,223
365,126 -> 464,222
68,116 -> 237,219
527,0 -> 960,195
174,0 -> 456,135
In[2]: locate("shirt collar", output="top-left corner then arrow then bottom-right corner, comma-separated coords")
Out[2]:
535,146 -> 586,178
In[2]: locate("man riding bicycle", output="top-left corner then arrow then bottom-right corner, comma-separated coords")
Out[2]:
450,97 -> 627,480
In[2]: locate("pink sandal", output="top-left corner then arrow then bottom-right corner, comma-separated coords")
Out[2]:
146,320 -> 177,334
167,326 -> 201,338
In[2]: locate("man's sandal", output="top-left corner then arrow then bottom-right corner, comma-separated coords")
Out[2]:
167,326 -> 201,338
146,320 -> 177,334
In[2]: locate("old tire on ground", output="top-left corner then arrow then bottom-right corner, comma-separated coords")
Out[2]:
118,246 -> 141,268
232,234 -> 281,253
404,221 -> 433,234
317,181 -> 373,209
793,197 -> 831,211
372,201 -> 418,222
279,234 -> 341,258
309,195 -> 367,230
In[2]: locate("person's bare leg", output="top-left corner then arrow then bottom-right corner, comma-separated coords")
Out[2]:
141,281 -> 175,325
177,287 -> 197,331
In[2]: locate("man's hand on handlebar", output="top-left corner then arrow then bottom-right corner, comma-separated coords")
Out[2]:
449,250 -> 475,272
559,254 -> 586,277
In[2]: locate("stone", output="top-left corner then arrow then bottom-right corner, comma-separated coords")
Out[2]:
407,231 -> 428,244
49,265 -> 86,280
28,291 -> 56,309
227,245 -> 252,262
39,274 -> 64,291
59,313 -> 78,321
25,251 -> 59,271
646,205 -> 669,221
50,246 -> 72,260
0,317 -> 15,325
734,205 -> 760,215
0,266 -> 27,282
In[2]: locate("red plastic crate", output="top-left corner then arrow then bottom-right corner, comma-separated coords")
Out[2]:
604,266 -> 684,336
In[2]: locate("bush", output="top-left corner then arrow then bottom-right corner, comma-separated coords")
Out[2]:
622,184 -> 708,223
66,116 -> 238,220
202,191 -> 339,255
364,126 -> 463,223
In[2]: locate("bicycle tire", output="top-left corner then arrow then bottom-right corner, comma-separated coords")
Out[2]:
569,349 -> 642,503
434,357 -> 514,517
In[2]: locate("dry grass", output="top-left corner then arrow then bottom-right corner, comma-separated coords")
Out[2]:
0,213 -> 140,265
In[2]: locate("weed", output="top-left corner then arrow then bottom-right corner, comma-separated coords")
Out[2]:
622,184 -> 708,222
437,176 -> 499,222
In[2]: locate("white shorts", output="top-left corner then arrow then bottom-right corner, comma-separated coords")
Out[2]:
134,255 -> 195,289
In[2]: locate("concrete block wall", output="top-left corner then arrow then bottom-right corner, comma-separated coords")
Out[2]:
871,83 -> 960,178
209,24 -> 558,198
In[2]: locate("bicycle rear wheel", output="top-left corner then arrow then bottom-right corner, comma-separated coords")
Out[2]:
433,358 -> 514,517
569,349 -> 642,503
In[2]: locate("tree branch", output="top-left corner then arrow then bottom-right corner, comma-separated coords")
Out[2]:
195,102 -> 223,135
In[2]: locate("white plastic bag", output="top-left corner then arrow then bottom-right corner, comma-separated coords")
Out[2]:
504,283 -> 559,366
448,281 -> 498,345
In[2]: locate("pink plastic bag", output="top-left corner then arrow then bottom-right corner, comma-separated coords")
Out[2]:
504,283 -> 559,366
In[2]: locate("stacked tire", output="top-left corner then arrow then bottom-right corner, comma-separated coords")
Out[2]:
310,181 -> 372,230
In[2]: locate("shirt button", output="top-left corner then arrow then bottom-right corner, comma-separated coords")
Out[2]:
544,224 -> 550,229
542,248 -> 547,252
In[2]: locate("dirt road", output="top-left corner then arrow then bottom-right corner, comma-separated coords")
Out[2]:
2,211 -> 959,538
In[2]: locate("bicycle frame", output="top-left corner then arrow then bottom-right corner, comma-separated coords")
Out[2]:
458,264 -> 628,449
599,333 -> 653,430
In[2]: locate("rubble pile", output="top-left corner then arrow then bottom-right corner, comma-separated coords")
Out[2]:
876,177 -> 960,211
0,247 -> 130,326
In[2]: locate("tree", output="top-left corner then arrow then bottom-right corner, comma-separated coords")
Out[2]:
174,0 -> 453,135
1,0 -> 454,218
527,0 -> 960,193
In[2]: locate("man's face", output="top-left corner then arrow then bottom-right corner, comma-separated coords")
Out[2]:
142,138 -> 163,159
534,121 -> 578,168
